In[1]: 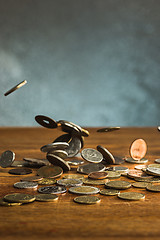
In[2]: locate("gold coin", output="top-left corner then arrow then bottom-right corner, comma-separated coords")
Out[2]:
38,178 -> 57,185
129,138 -> 147,160
57,178 -> 83,187
105,171 -> 121,179
63,174 -> 84,180
105,180 -> 131,190
118,192 -> 145,200
100,189 -> 120,196
74,195 -> 100,204
4,80 -> 27,96
146,184 -> 160,192
0,198 -> 22,206
37,165 -> 63,178
69,186 -> 100,194
35,194 -> 58,202
83,178 -> 109,185
132,182 -> 150,188
4,193 -> 36,203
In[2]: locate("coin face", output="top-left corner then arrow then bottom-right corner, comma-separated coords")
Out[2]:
81,148 -> 103,163
100,189 -> 120,196
69,186 -> 100,195
77,163 -> 106,174
35,115 -> 57,129
65,136 -> 82,157
14,181 -> 38,189
4,80 -> 27,96
83,178 -> 109,185
35,194 -> 58,202
74,196 -> 100,204
46,154 -> 70,172
88,171 -> 108,180
104,171 -> 121,179
38,186 -> 67,194
125,157 -> 148,164
105,180 -> 131,190
41,142 -> 69,152
4,193 -> 36,203
63,174 -> 85,180
38,178 -> 57,185
146,184 -> 160,192
118,192 -> 145,201
8,168 -> 32,175
97,127 -> 120,132
97,145 -> 115,164
67,159 -> 84,166
129,139 -> 147,160
0,150 -> 15,168
57,179 -> 83,187
37,166 -> 63,178
132,182 -> 150,188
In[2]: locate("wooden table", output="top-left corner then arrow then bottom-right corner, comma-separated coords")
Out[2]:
0,127 -> 160,240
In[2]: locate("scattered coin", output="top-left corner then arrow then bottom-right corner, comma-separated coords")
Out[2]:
11,160 -> 37,168
88,171 -> 108,180
57,178 -> 83,187
104,171 -> 121,179
129,138 -> 147,160
127,169 -> 152,179
155,159 -> 160,164
145,167 -> 160,176
69,186 -> 100,195
21,176 -> 43,182
74,195 -> 100,204
14,181 -> 38,189
146,184 -> 160,192
81,148 -> 103,163
83,178 -> 109,185
46,153 -> 70,172
37,165 -> 63,178
66,159 -> 84,166
63,174 -> 85,180
134,177 -> 160,183
38,178 -> 57,185
118,192 -> 145,201
50,150 -> 68,159
35,115 -> 57,129
38,186 -> 67,194
41,142 -> 69,152
147,164 -> 160,169
132,182 -> 150,188
114,156 -> 125,165
105,180 -> 131,190
97,127 -> 120,132
134,165 -> 147,170
4,193 -> 36,203
125,158 -> 148,164
77,163 -> 106,175
0,198 -> 22,206
100,189 -> 120,196
65,136 -> 82,157
23,158 -> 50,166
0,150 -> 15,168
35,194 -> 58,202
97,145 -> 115,164
106,166 -> 129,174
8,168 -> 32,175
4,80 -> 27,96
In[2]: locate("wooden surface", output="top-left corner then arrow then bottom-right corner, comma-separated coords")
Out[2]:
0,127 -> 160,240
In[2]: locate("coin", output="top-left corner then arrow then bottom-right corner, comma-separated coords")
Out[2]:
35,115 -> 57,129
59,120 -> 80,134
41,142 -> 69,152
0,150 -> 15,168
35,194 -> 58,202
155,159 -> 160,164
81,148 -> 103,163
104,171 -> 121,179
66,159 -> 84,166
105,180 -> 131,190
129,138 -> 147,160
132,182 -> 150,188
97,145 -> 115,164
57,179 -> 83,187
38,186 -> 67,194
146,167 -> 160,176
4,80 -> 27,96
53,134 -> 72,143
38,178 -> 57,185
81,128 -> 90,137
134,165 -> 147,170
11,160 -> 28,167
97,127 -> 120,132
50,150 -> 68,159
106,166 -> 129,174
37,165 -> 63,178
8,168 -> 32,175
125,158 -> 148,164
118,192 -> 145,201
0,198 -> 22,206
147,164 -> 160,169
83,178 -> 109,185
146,184 -> 160,192
65,136 -> 82,157
88,171 -> 108,180
127,169 -> 152,179
74,195 -> 100,204
157,126 -> 160,131
21,176 -> 43,182
100,189 -> 120,196
4,193 -> 36,203
46,153 -> 70,171
23,158 -> 50,166
114,156 -> 125,165
77,163 -> 106,175
63,174 -> 85,180
69,186 -> 100,195
134,177 -> 160,183
14,181 -> 38,189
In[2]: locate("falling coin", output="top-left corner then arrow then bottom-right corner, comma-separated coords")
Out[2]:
97,145 -> 115,164
50,150 -> 68,159
83,178 -> 109,185
118,192 -> 145,201
41,142 -> 69,152
77,163 -> 106,175
0,150 -> 15,168
146,184 -> 160,192
65,136 -> 82,157
8,168 -> 32,175
38,186 -> 67,194
4,193 -> 36,203
105,180 -> 131,190
88,171 -> 108,180
37,165 -> 63,178
74,195 -> 100,204
134,165 -> 147,170
4,80 -> 27,96
129,139 -> 147,160
57,179 -> 83,187
100,189 -> 120,196
132,182 -> 150,188
35,194 -> 58,202
81,148 -> 103,163
97,127 -> 120,132
35,115 -> 57,129
69,186 -> 100,195
46,153 -> 70,172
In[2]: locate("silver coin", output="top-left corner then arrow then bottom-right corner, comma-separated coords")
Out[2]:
97,145 -> 115,164
41,142 -> 69,152
66,159 -> 84,166
155,159 -> 160,164
157,126 -> 160,131
105,171 -> 121,179
146,167 -> 160,176
57,178 -> 83,187
81,148 -> 103,163
147,164 -> 160,169
125,158 -> 148,164
0,150 -> 15,168
69,185 -> 100,195
46,153 -> 70,171
77,163 -> 106,175
134,165 -> 147,170
106,166 -> 129,174
49,150 -> 68,159
65,136 -> 82,157
23,158 -> 50,166
14,181 -> 38,189
38,186 -> 67,194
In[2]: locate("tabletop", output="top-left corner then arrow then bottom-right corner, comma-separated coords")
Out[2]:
0,127 -> 160,240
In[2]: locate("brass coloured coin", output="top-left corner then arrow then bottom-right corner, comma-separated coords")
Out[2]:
63,174 -> 84,180
129,138 -> 147,160
132,182 -> 150,188
38,178 -> 57,185
105,171 -> 121,179
134,177 -> 160,183
69,186 -> 100,195
35,194 -> 58,202
81,148 -> 103,163
118,192 -> 145,201
146,184 -> 160,192
83,178 -> 109,185
4,193 -> 36,203
88,171 -> 108,180
57,178 -> 83,187
106,166 -> 129,174
37,165 -> 63,178
100,189 -> 120,196
4,80 -> 27,96
74,195 -> 100,204
8,168 -> 32,175
0,198 -> 22,206
105,180 -> 131,190
0,150 -> 15,168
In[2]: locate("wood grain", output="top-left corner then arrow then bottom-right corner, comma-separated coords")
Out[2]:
0,127 -> 160,240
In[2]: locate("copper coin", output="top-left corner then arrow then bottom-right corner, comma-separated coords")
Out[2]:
129,139 -> 147,160
8,168 -> 32,175
37,165 -> 63,178
35,115 -> 57,129
127,169 -> 152,179
21,176 -> 43,182
88,171 -> 108,180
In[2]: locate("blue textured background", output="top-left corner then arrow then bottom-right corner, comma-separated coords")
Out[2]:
0,0 -> 160,126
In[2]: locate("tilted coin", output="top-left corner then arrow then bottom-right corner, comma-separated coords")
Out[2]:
155,159 -> 160,164
134,165 -> 147,170
4,193 -> 36,203
23,158 -> 50,166
14,181 -> 38,189
37,165 -> 63,178
97,127 -> 120,132
38,186 -> 67,194
81,128 -> 90,137
35,115 -> 57,129
114,156 -> 125,165
57,179 -> 83,187
21,176 -> 43,182
0,150 -> 15,168
46,153 -> 70,172
100,189 -> 120,196
41,142 -> 69,152
105,171 -> 121,179
118,192 -> 145,201
132,182 -> 150,188
53,134 -> 72,143
88,171 -> 108,180
65,136 -> 82,157
58,120 -> 80,134
38,178 -> 57,185
129,138 -> 147,160
83,178 -> 109,185
63,174 -> 85,180
77,163 -> 106,175
11,160 -> 37,168
97,145 -> 115,164
106,166 -> 129,174
35,194 -> 58,202
157,126 -> 160,131
127,169 -> 152,179
69,186 -> 100,195
4,80 -> 27,96
125,157 -> 148,164
105,180 -> 131,190
66,159 -> 84,166
74,195 -> 100,204
8,168 -> 32,175
81,148 -> 103,163
0,198 -> 22,206
145,167 -> 160,176
146,184 -> 160,192
49,150 -> 68,159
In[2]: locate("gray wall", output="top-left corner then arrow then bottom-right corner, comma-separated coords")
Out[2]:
0,0 -> 160,126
